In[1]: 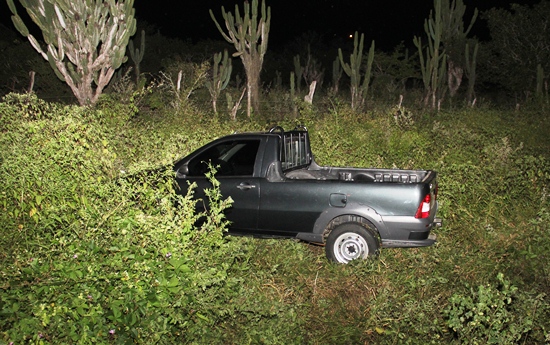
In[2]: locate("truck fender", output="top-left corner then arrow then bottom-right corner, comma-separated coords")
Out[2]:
310,203 -> 387,242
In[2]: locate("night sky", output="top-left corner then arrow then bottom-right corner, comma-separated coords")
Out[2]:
131,0 -> 535,51
0,0 -> 541,52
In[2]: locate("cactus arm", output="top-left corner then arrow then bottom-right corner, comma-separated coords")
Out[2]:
210,0 -> 270,117
7,0 -> 136,105
338,32 -> 374,110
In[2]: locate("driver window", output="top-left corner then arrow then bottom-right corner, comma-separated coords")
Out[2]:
187,140 -> 260,177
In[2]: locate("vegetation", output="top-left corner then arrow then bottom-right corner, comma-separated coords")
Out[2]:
338,32 -> 375,111
210,0 -> 271,117
483,0 -> 550,95
1,0 -> 550,343
1,88 -> 549,344
6,0 -> 136,105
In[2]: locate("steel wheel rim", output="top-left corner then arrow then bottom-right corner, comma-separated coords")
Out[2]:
333,232 -> 369,263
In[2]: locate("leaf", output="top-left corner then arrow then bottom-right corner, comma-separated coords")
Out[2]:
111,304 -> 122,320
196,313 -> 210,322
167,276 -> 179,287
11,302 -> 20,312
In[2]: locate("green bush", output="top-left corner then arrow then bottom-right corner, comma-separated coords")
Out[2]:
0,94 -> 252,343
1,94 -> 549,344
444,273 -> 544,344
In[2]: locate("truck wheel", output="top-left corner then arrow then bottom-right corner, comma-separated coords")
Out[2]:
325,223 -> 379,263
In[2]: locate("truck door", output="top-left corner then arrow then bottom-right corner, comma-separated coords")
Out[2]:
175,139 -> 262,230
259,179 -> 328,234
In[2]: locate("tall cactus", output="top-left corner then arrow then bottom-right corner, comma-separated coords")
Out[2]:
440,0 -> 478,99
293,54 -> 303,93
338,32 -> 375,111
413,0 -> 447,109
290,71 -> 298,117
206,50 -> 233,114
464,40 -> 478,106
129,29 -> 145,85
535,64 -> 548,106
7,0 -> 136,106
331,56 -> 343,95
210,0 -> 271,118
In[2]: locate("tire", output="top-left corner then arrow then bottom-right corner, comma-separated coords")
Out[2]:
325,223 -> 379,263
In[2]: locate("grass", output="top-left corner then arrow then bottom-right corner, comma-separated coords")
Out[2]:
0,92 -> 549,344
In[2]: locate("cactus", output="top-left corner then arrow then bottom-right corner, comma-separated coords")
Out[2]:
274,70 -> 282,89
290,71 -> 298,117
293,54 -> 303,92
413,0 -> 447,109
331,56 -> 343,95
535,64 -> 548,106
129,29 -> 145,84
338,32 -> 375,110
290,71 -> 296,100
441,0 -> 478,99
464,41 -> 478,106
210,0 -> 271,118
206,50 -> 233,114
7,0 -> 136,106
226,87 -> 246,121
302,46 -> 324,89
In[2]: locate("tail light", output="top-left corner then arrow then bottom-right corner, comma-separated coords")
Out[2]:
415,183 -> 438,219
415,193 -> 431,219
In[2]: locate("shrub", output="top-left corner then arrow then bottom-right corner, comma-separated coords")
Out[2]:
444,273 -> 543,344
0,94 -> 250,344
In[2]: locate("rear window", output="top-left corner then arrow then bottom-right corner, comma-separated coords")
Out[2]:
281,131 -> 310,171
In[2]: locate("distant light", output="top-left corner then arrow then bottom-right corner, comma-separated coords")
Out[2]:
349,34 -> 353,39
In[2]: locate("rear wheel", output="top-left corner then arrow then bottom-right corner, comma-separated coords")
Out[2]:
325,223 -> 379,263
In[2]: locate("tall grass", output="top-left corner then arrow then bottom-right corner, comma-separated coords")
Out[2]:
1,92 -> 549,344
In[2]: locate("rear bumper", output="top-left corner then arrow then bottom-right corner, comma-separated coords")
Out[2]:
381,217 -> 442,248
381,233 -> 437,248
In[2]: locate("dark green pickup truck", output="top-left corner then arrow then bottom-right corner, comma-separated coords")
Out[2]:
174,125 -> 442,263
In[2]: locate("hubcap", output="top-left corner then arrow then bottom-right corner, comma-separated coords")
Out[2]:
333,232 -> 369,263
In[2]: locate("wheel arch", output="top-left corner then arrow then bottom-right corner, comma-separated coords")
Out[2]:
321,214 -> 382,244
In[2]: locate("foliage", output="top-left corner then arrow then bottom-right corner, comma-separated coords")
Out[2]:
444,273 -> 543,344
0,93 -> 250,343
371,43 -> 419,104
0,37 -> 72,101
157,58 -> 210,113
483,0 -> 550,96
1,93 -> 550,344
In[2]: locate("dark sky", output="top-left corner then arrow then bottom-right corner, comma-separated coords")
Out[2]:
133,0 -> 458,50
134,0 -> 435,50
132,0 -> 536,50
1,0 -> 541,52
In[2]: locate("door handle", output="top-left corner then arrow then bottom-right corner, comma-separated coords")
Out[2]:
236,182 -> 256,191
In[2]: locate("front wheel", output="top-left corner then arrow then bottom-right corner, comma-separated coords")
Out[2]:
325,223 -> 379,263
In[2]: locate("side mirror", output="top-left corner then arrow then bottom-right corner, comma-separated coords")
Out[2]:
176,165 -> 189,178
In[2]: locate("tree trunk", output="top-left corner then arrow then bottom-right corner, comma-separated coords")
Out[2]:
241,52 -> 262,117
448,60 -> 463,98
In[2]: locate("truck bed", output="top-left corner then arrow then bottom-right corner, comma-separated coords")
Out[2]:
285,165 -> 432,184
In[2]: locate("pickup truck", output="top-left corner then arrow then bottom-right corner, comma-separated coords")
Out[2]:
174,125 -> 442,263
